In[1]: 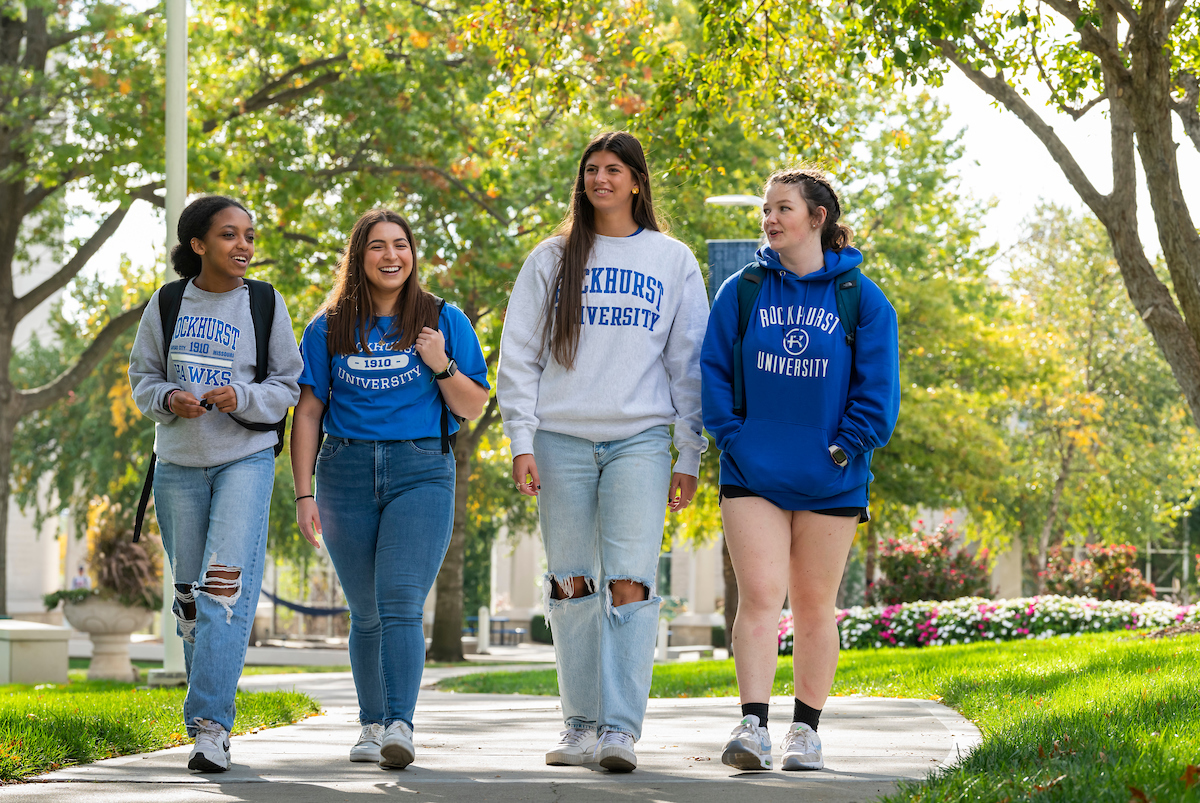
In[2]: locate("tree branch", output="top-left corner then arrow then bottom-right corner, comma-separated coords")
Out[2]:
1166,0 -> 1187,28
934,38 -> 1111,217
22,169 -> 81,216
1030,27 -> 1108,120
318,162 -> 511,226
1174,70 -> 1200,153
202,56 -> 348,132
15,183 -> 162,321
1040,0 -> 1129,76
16,301 -> 148,417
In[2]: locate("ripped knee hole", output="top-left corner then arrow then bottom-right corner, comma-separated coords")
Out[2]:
551,575 -> 596,600
199,565 -> 241,598
608,579 -> 650,606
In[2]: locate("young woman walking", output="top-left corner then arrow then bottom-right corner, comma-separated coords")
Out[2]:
497,131 -> 709,772
701,167 -> 899,771
129,195 -> 303,772
290,209 -> 489,770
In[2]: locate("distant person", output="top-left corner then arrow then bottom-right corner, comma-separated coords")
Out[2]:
69,564 -> 91,590
129,195 -> 303,772
701,167 -> 899,771
290,209 -> 489,770
497,131 -> 708,772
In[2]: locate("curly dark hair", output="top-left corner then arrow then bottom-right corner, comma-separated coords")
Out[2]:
170,195 -> 252,279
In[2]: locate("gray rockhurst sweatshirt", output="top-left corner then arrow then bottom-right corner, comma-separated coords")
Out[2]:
497,229 -> 709,475
128,280 -> 303,467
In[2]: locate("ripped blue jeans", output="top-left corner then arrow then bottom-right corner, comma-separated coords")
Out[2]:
153,448 -> 274,735
533,426 -> 672,741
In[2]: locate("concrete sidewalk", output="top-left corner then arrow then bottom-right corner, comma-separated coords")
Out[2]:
16,666 -> 980,803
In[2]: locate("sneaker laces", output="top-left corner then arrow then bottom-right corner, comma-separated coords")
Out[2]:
557,727 -> 593,746
193,717 -> 228,748
597,730 -> 634,751
783,724 -> 817,753
357,723 -> 383,744
730,716 -> 761,738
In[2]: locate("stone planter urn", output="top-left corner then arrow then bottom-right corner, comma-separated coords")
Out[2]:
63,596 -> 153,681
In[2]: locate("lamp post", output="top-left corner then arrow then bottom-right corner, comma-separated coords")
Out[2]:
703,194 -> 763,658
148,0 -> 188,689
703,195 -> 763,303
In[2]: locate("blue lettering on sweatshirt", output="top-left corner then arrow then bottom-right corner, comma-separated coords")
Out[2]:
578,267 -> 666,329
173,315 -> 241,350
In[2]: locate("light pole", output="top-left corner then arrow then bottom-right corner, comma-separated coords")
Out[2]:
149,0 -> 188,688
703,195 -> 763,303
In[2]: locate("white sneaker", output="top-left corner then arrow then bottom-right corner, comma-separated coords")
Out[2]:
188,717 -> 231,772
545,726 -> 599,766
721,714 -> 772,770
780,722 -> 823,770
349,723 -> 383,763
595,729 -> 637,772
379,721 -> 415,769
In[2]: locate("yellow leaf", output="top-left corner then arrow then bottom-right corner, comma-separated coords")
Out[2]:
117,79 -> 131,95
410,30 -> 430,48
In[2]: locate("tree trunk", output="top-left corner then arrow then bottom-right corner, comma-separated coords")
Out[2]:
721,535 -> 737,656
1036,447 -> 1074,595
0,405 -> 13,616
428,437 -> 474,662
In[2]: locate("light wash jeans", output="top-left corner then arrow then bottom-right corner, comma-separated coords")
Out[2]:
316,437 -> 455,730
153,447 -> 275,735
534,425 -> 672,741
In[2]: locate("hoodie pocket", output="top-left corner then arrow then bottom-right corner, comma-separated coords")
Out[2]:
727,418 -> 842,497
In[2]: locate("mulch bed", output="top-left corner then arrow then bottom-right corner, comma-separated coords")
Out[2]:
1142,621 -> 1200,639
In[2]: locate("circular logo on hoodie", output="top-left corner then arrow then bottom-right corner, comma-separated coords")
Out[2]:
782,327 -> 809,356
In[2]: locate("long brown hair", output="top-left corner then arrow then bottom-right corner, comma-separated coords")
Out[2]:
321,209 -> 441,356
542,131 -> 662,369
764,166 -> 854,252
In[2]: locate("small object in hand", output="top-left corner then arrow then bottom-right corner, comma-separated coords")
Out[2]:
200,399 -> 214,410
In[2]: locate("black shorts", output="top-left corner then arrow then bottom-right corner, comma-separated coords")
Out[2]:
719,485 -> 869,523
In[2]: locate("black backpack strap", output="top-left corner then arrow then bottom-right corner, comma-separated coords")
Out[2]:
434,298 -> 459,456
132,453 -> 156,543
157,278 -> 188,352
732,264 -> 767,417
228,279 -> 288,456
244,279 -> 275,384
834,267 -> 862,351
134,280 -> 188,544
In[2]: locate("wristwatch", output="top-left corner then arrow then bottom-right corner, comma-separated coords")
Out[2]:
433,358 -> 458,380
829,444 -> 848,468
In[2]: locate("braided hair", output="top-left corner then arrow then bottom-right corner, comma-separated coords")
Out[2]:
764,167 -> 853,252
170,195 -> 252,279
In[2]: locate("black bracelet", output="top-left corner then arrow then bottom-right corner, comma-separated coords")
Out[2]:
294,494 -> 315,503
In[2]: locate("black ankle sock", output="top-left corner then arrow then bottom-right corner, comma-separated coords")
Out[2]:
793,699 -> 821,732
741,702 -> 769,727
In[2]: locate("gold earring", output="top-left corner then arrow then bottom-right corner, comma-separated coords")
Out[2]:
632,187 -> 639,195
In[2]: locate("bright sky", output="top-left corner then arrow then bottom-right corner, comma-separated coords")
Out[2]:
71,65 -> 1200,287
929,69 -> 1200,265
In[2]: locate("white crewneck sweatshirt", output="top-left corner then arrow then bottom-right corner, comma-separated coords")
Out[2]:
497,229 -> 709,475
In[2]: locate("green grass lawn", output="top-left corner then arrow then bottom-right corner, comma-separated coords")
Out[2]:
438,631 -> 1200,802
0,677 -> 319,782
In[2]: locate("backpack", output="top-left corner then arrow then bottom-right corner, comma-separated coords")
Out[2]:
731,264 -> 862,417
133,278 -> 286,542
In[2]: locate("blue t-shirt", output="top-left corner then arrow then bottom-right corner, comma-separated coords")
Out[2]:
298,304 -> 489,441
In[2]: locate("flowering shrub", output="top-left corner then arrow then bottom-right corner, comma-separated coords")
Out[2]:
776,596 -> 1200,654
1043,544 -> 1155,602
870,523 -> 991,605
778,610 -> 793,655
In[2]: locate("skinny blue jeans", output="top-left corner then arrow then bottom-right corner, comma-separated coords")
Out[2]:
534,425 -> 672,741
316,437 -> 455,730
153,447 -> 275,735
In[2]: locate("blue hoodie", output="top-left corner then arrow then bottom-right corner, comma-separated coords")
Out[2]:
701,246 -> 900,511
